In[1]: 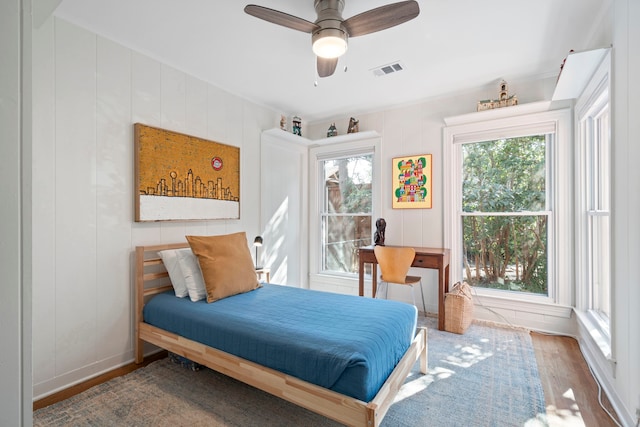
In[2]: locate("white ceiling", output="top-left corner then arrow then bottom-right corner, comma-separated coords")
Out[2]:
53,0 -> 607,122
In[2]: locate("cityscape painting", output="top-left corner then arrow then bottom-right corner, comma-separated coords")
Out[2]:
134,123 -> 240,221
392,154 -> 432,209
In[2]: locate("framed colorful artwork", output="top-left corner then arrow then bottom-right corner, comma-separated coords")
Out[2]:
134,123 -> 240,221
392,154 -> 432,209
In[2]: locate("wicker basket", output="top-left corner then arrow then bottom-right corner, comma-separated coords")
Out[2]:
444,281 -> 474,334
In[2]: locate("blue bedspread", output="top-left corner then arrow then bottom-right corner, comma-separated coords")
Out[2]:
143,284 -> 417,402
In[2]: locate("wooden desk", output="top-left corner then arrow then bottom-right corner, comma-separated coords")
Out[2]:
358,245 -> 450,331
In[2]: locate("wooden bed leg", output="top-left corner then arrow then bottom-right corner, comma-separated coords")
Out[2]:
365,404 -> 377,427
135,339 -> 144,364
419,327 -> 428,374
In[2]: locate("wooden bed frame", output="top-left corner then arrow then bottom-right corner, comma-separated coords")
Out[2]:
135,243 -> 428,427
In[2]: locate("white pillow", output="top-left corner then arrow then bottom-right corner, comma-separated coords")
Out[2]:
176,248 -> 207,302
158,248 -> 189,298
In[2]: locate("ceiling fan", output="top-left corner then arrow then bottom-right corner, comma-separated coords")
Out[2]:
244,0 -> 420,78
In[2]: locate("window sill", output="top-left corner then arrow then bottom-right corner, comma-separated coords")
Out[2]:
308,273 -> 360,295
574,309 -> 612,359
472,289 -> 573,318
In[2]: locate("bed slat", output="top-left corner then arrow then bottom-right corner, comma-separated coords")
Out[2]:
143,285 -> 173,297
143,271 -> 169,282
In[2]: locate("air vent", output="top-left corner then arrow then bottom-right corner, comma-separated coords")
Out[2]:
371,61 -> 405,77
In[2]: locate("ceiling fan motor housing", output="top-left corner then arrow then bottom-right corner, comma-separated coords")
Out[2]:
312,0 -> 348,58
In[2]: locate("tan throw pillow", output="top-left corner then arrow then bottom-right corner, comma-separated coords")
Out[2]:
186,232 -> 260,303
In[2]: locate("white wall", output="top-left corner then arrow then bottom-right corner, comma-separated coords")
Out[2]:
603,0 -> 640,423
260,130 -> 310,287
31,16 -> 279,399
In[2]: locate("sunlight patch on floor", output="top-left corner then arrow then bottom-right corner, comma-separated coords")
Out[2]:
524,413 -> 552,426
393,366 -> 453,403
544,387 -> 585,426
394,343 -> 494,402
544,406 -> 585,426
443,344 -> 493,368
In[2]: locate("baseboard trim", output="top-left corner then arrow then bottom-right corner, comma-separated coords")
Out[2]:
33,350 -> 167,411
576,320 -> 632,426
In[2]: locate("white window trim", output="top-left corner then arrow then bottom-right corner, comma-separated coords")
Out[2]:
308,133 -> 381,292
444,105 -> 573,309
574,49 -> 612,360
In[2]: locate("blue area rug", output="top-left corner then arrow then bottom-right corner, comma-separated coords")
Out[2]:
34,317 -> 548,426
383,316 -> 548,426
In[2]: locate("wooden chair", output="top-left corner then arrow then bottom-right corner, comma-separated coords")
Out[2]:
374,246 -> 426,315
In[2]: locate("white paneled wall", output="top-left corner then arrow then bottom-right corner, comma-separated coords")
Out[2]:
260,131 -> 311,288
32,14 -> 56,388
95,36 -> 133,363
54,17 -> 98,375
31,17 -> 278,399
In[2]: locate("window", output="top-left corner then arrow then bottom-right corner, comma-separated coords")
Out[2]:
320,155 -> 373,274
576,51 -> 611,344
585,99 -> 611,321
444,107 -> 572,305
309,134 -> 380,284
461,135 -> 551,295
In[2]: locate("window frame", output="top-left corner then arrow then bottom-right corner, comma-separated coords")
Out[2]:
309,135 -> 381,285
574,50 -> 612,356
460,133 -> 553,297
319,153 -> 375,275
444,106 -> 573,307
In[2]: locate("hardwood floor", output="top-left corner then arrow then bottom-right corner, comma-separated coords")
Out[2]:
34,335 -> 622,426
531,332 -> 620,427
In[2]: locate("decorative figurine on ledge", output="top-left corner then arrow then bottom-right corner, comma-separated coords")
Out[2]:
476,80 -> 518,111
280,115 -> 287,131
373,218 -> 386,246
327,123 -> 338,137
292,116 -> 302,136
347,117 -> 359,134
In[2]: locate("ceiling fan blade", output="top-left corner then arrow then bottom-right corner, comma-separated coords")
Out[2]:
317,57 -> 338,78
244,5 -> 319,33
343,0 -> 420,37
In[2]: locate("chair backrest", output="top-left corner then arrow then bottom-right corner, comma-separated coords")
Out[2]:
374,246 -> 416,284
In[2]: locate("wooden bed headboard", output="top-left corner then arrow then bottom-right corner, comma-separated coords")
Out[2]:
134,243 -> 189,363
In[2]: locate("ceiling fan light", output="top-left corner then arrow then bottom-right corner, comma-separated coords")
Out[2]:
313,36 -> 347,58
312,29 -> 348,59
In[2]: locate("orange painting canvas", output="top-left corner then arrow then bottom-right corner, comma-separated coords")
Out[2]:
392,154 -> 432,209
134,123 -> 240,221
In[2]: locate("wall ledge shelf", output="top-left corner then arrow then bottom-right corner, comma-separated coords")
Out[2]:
552,47 -> 610,101
443,101 -> 552,126
262,128 -> 379,147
